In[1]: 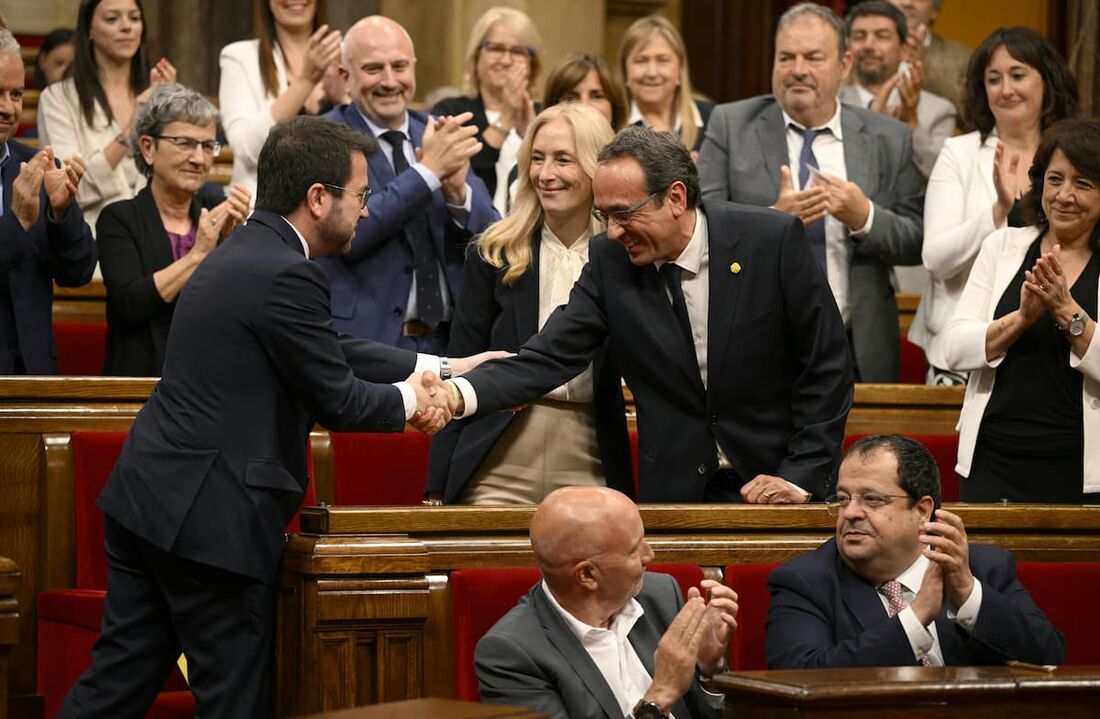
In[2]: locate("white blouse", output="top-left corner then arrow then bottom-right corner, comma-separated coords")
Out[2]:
538,224 -> 594,402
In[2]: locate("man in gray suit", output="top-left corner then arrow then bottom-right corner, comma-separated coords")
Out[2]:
841,1 -> 956,179
698,2 -> 924,382
476,487 -> 738,719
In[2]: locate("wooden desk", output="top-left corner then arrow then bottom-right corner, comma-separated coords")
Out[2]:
714,665 -> 1100,718
293,698 -> 545,718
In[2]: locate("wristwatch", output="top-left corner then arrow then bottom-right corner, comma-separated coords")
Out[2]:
439,356 -> 453,380
632,699 -> 669,719
1056,312 -> 1089,337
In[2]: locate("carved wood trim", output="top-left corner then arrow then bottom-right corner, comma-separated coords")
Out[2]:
39,433 -> 74,590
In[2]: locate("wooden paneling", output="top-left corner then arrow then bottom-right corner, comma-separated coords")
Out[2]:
0,557 -> 21,719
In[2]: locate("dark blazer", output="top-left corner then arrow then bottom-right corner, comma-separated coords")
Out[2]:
424,228 -> 634,502
315,105 -> 497,344
766,539 -> 1066,669
97,210 -> 417,583
430,94 -> 498,198
0,139 -> 97,373
476,572 -> 720,719
97,185 -> 220,376
459,201 -> 853,502
697,96 -> 925,382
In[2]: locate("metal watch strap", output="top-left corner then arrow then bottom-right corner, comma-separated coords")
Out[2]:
439,356 -> 453,380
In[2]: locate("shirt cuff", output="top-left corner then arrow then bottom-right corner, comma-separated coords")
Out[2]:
781,479 -> 811,499
897,606 -> 935,663
451,376 -> 477,418
414,353 -> 442,375
446,183 -> 473,227
947,578 -> 982,631
393,381 -> 417,421
412,162 -> 442,193
850,202 -> 875,236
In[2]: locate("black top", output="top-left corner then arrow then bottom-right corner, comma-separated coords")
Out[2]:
981,237 -> 1100,448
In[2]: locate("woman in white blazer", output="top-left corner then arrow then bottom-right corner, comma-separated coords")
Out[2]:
911,27 -> 1078,384
218,0 -> 343,199
37,0 -> 175,235
942,118 -> 1100,503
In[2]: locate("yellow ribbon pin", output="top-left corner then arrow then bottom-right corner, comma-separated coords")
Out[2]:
730,262 -> 742,274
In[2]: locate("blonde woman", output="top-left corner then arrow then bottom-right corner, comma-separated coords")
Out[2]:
618,15 -> 712,152
425,104 -> 632,505
431,6 -> 542,214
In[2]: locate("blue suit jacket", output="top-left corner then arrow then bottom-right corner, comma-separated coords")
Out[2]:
765,539 -> 1066,669
314,105 -> 498,344
0,140 -> 96,373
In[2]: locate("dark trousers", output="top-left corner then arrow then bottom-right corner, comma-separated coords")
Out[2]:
59,517 -> 276,719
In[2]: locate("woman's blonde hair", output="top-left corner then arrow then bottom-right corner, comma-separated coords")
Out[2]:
617,15 -> 698,150
476,103 -> 614,285
462,6 -> 542,97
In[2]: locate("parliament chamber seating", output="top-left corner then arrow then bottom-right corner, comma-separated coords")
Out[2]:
329,431 -> 432,505
1016,562 -> 1100,665
843,433 -> 960,502
53,322 -> 107,377
724,562 -> 780,671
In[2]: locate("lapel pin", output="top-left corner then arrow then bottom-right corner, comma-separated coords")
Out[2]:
730,262 -> 742,274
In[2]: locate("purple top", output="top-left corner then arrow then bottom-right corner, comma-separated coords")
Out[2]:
167,225 -> 197,261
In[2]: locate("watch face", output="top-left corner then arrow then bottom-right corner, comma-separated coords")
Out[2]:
1069,316 -> 1086,337
633,702 -> 666,719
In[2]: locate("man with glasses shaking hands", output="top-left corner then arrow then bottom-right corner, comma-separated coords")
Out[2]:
766,434 -> 1064,669
447,125 -> 853,504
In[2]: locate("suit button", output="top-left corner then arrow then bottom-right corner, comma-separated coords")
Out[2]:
697,464 -> 708,476
393,307 -> 403,317
710,414 -> 718,426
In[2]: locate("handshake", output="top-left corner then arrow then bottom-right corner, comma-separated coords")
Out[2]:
404,350 -> 511,435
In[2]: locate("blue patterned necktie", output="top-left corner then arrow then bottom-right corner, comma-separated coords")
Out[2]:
793,125 -> 828,272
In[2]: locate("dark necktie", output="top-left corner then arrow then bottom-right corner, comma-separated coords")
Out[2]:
658,263 -> 696,360
794,125 -> 828,272
380,130 -> 443,327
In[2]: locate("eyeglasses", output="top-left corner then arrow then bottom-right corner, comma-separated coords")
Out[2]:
824,492 -> 914,516
322,182 -> 372,209
479,40 -> 534,60
591,191 -> 661,226
154,135 -> 221,156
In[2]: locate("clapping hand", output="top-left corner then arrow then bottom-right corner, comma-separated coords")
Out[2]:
919,508 -> 975,610
992,141 -> 1022,227
43,147 -> 86,215
692,580 -> 738,676
774,165 -> 829,227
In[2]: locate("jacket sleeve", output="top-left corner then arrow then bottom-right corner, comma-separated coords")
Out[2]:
218,42 -> 275,185
922,139 -> 998,281
698,106 -> 734,202
342,167 -> 435,262
941,230 -> 1007,372
97,201 -> 169,323
475,632 -> 571,719
854,128 -> 925,266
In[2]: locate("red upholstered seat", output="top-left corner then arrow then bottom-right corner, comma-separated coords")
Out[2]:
53,322 -> 107,376
38,431 -> 317,717
1016,562 -> 1100,665
724,562 -> 780,670
450,563 -> 705,701
899,333 -> 929,385
330,431 -> 432,505
843,434 -> 960,502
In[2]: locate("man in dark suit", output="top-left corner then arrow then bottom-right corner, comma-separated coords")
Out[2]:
477,486 -> 737,719
697,2 -> 924,382
0,31 -> 96,374
318,15 -> 497,355
59,117 -> 458,718
766,435 -> 1065,669
450,126 -> 853,504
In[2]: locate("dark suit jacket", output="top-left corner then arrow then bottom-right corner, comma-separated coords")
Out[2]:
424,227 -> 634,502
97,210 -> 417,583
697,96 -> 924,382
97,185 -> 220,376
766,539 -> 1066,669
459,201 -> 853,501
0,139 -> 97,373
314,105 -> 497,344
477,572 -> 720,719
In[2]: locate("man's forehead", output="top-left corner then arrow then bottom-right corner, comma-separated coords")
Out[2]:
593,159 -> 646,204
837,450 -> 902,491
777,16 -> 839,53
851,15 -> 900,37
0,52 -> 24,85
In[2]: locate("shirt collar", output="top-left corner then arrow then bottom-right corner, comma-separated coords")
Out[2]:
781,100 -> 844,140
657,207 -> 707,276
540,223 -> 592,255
541,580 -> 645,643
280,216 -> 311,259
891,552 -> 931,594
0,142 -> 10,168
357,107 -> 411,141
627,99 -> 704,132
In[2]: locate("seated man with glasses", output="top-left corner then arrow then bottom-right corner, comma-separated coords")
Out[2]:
766,434 -> 1065,668
445,125 -> 853,504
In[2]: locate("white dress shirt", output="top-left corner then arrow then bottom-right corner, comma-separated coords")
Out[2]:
539,225 -> 595,403
780,104 -> 875,326
884,553 -> 984,665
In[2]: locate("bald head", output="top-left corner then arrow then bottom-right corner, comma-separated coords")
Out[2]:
341,16 -> 417,130
531,487 -> 639,572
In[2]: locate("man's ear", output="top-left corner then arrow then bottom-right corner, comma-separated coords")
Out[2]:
575,560 -> 599,591
305,183 -> 329,220
667,181 -> 688,217
840,49 -> 853,82
915,495 -> 935,523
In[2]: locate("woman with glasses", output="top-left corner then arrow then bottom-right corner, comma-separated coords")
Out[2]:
38,0 -> 177,234
431,6 -> 542,215
219,0 -> 344,200
97,84 -> 251,376
425,104 -> 634,505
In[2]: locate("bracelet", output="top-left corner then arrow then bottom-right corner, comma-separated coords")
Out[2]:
445,379 -> 462,413
491,120 -> 512,135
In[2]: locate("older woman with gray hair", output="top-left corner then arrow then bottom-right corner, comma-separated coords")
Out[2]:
98,83 -> 250,376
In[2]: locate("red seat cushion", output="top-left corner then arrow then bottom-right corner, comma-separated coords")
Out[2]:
450,563 -> 704,701
71,432 -> 129,589
844,434 -> 959,503
629,430 -> 640,497
330,431 -> 431,505
54,321 -> 107,376
1016,562 -> 1100,665
899,333 -> 929,385
724,562 -> 780,670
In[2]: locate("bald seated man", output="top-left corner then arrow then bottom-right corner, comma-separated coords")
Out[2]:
476,487 -> 738,719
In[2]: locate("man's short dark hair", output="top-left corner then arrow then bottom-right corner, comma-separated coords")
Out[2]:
845,0 -> 908,44
778,2 -> 847,57
843,434 -> 941,507
255,116 -> 379,216
597,125 -> 701,208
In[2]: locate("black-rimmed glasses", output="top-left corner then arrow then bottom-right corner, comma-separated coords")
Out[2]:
322,183 -> 372,209
591,191 -> 661,226
154,135 -> 221,156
